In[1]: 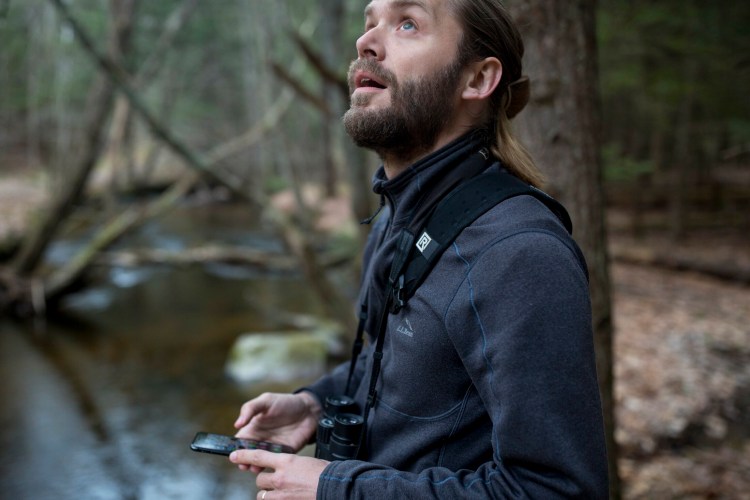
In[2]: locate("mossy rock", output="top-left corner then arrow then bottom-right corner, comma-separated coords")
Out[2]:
225,330 -> 335,386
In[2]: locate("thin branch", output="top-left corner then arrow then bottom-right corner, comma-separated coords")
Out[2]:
290,31 -> 349,100
269,60 -> 332,117
48,0 -> 249,200
135,0 -> 199,86
204,89 -> 294,166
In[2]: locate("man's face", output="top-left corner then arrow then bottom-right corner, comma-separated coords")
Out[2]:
343,0 -> 467,161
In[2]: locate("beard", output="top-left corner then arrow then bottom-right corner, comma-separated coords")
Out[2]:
343,56 -> 464,162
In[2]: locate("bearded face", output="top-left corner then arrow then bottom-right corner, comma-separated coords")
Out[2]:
343,56 -> 465,162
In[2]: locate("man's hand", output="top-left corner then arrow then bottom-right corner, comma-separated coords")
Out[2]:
229,449 -> 328,500
233,392 -> 321,473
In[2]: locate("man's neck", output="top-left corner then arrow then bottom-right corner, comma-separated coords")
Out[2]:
381,126 -> 474,179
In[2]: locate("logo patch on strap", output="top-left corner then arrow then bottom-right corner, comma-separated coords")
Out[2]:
416,232 -> 433,254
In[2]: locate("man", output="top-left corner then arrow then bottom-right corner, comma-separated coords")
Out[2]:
230,0 -> 609,498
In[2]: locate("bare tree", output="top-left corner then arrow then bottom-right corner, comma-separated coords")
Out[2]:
2,0 -> 354,326
12,0 -> 138,276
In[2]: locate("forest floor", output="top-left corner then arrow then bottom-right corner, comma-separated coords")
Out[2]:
1,167 -> 749,499
611,251 -> 750,499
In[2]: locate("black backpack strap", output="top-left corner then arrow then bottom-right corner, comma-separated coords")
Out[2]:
391,171 -> 572,313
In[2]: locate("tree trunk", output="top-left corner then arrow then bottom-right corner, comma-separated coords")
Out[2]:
319,0 -> 346,198
669,57 -> 698,242
507,2 -> 620,498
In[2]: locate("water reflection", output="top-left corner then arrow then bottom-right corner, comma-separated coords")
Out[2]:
0,203 -> 326,499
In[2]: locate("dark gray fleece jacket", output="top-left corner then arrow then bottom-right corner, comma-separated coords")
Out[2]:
305,133 -> 608,499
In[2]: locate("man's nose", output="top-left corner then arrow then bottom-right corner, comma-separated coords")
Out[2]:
356,27 -> 384,61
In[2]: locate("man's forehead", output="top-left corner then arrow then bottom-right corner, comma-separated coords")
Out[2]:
364,0 -> 445,18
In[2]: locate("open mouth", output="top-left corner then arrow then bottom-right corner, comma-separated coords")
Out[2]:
360,78 -> 386,89
356,72 -> 388,90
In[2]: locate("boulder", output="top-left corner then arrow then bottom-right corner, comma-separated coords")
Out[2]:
225,317 -> 343,386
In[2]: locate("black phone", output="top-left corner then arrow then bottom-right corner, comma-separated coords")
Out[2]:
190,432 -> 294,456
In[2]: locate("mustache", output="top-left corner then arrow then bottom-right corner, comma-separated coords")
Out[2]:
347,58 -> 397,91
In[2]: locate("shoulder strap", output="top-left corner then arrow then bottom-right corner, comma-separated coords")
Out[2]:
391,170 -> 572,313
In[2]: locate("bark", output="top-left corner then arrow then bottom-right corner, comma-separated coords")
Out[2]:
507,2 -> 620,497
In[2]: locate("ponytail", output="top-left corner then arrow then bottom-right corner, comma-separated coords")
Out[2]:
492,76 -> 545,188
450,0 -> 545,188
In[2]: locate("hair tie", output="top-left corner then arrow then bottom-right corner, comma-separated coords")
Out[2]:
503,76 -> 530,119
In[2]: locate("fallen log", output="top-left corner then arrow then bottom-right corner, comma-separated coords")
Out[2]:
99,245 -> 298,270
610,243 -> 750,285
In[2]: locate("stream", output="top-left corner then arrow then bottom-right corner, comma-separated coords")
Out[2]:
0,202 -> 327,500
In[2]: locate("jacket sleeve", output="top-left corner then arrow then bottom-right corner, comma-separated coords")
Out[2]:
316,231 -> 609,499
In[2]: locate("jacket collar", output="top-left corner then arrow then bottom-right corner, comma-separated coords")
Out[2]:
371,129 -> 490,232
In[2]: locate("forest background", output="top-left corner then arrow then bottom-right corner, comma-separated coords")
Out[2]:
0,1 -> 749,499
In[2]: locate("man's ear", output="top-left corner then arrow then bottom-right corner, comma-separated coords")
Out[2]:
461,57 -> 503,101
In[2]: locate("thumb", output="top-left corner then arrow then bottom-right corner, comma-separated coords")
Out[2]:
235,399 -> 266,428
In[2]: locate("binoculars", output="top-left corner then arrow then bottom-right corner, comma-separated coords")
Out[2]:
315,395 -> 364,461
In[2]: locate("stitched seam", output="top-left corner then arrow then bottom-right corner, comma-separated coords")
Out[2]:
452,241 -> 502,456
438,384 -> 474,467
453,241 -> 495,407
374,396 -> 463,421
320,469 -> 501,488
444,228 -> 586,318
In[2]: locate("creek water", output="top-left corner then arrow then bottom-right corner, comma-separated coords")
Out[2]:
0,202 -> 328,500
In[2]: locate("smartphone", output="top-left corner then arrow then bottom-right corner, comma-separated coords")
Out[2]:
190,432 -> 294,456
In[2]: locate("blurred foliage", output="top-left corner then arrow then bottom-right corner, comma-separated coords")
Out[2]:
602,143 -> 654,182
598,0 -> 750,172
0,0 -> 362,186
0,0 -> 747,194
264,175 -> 288,195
